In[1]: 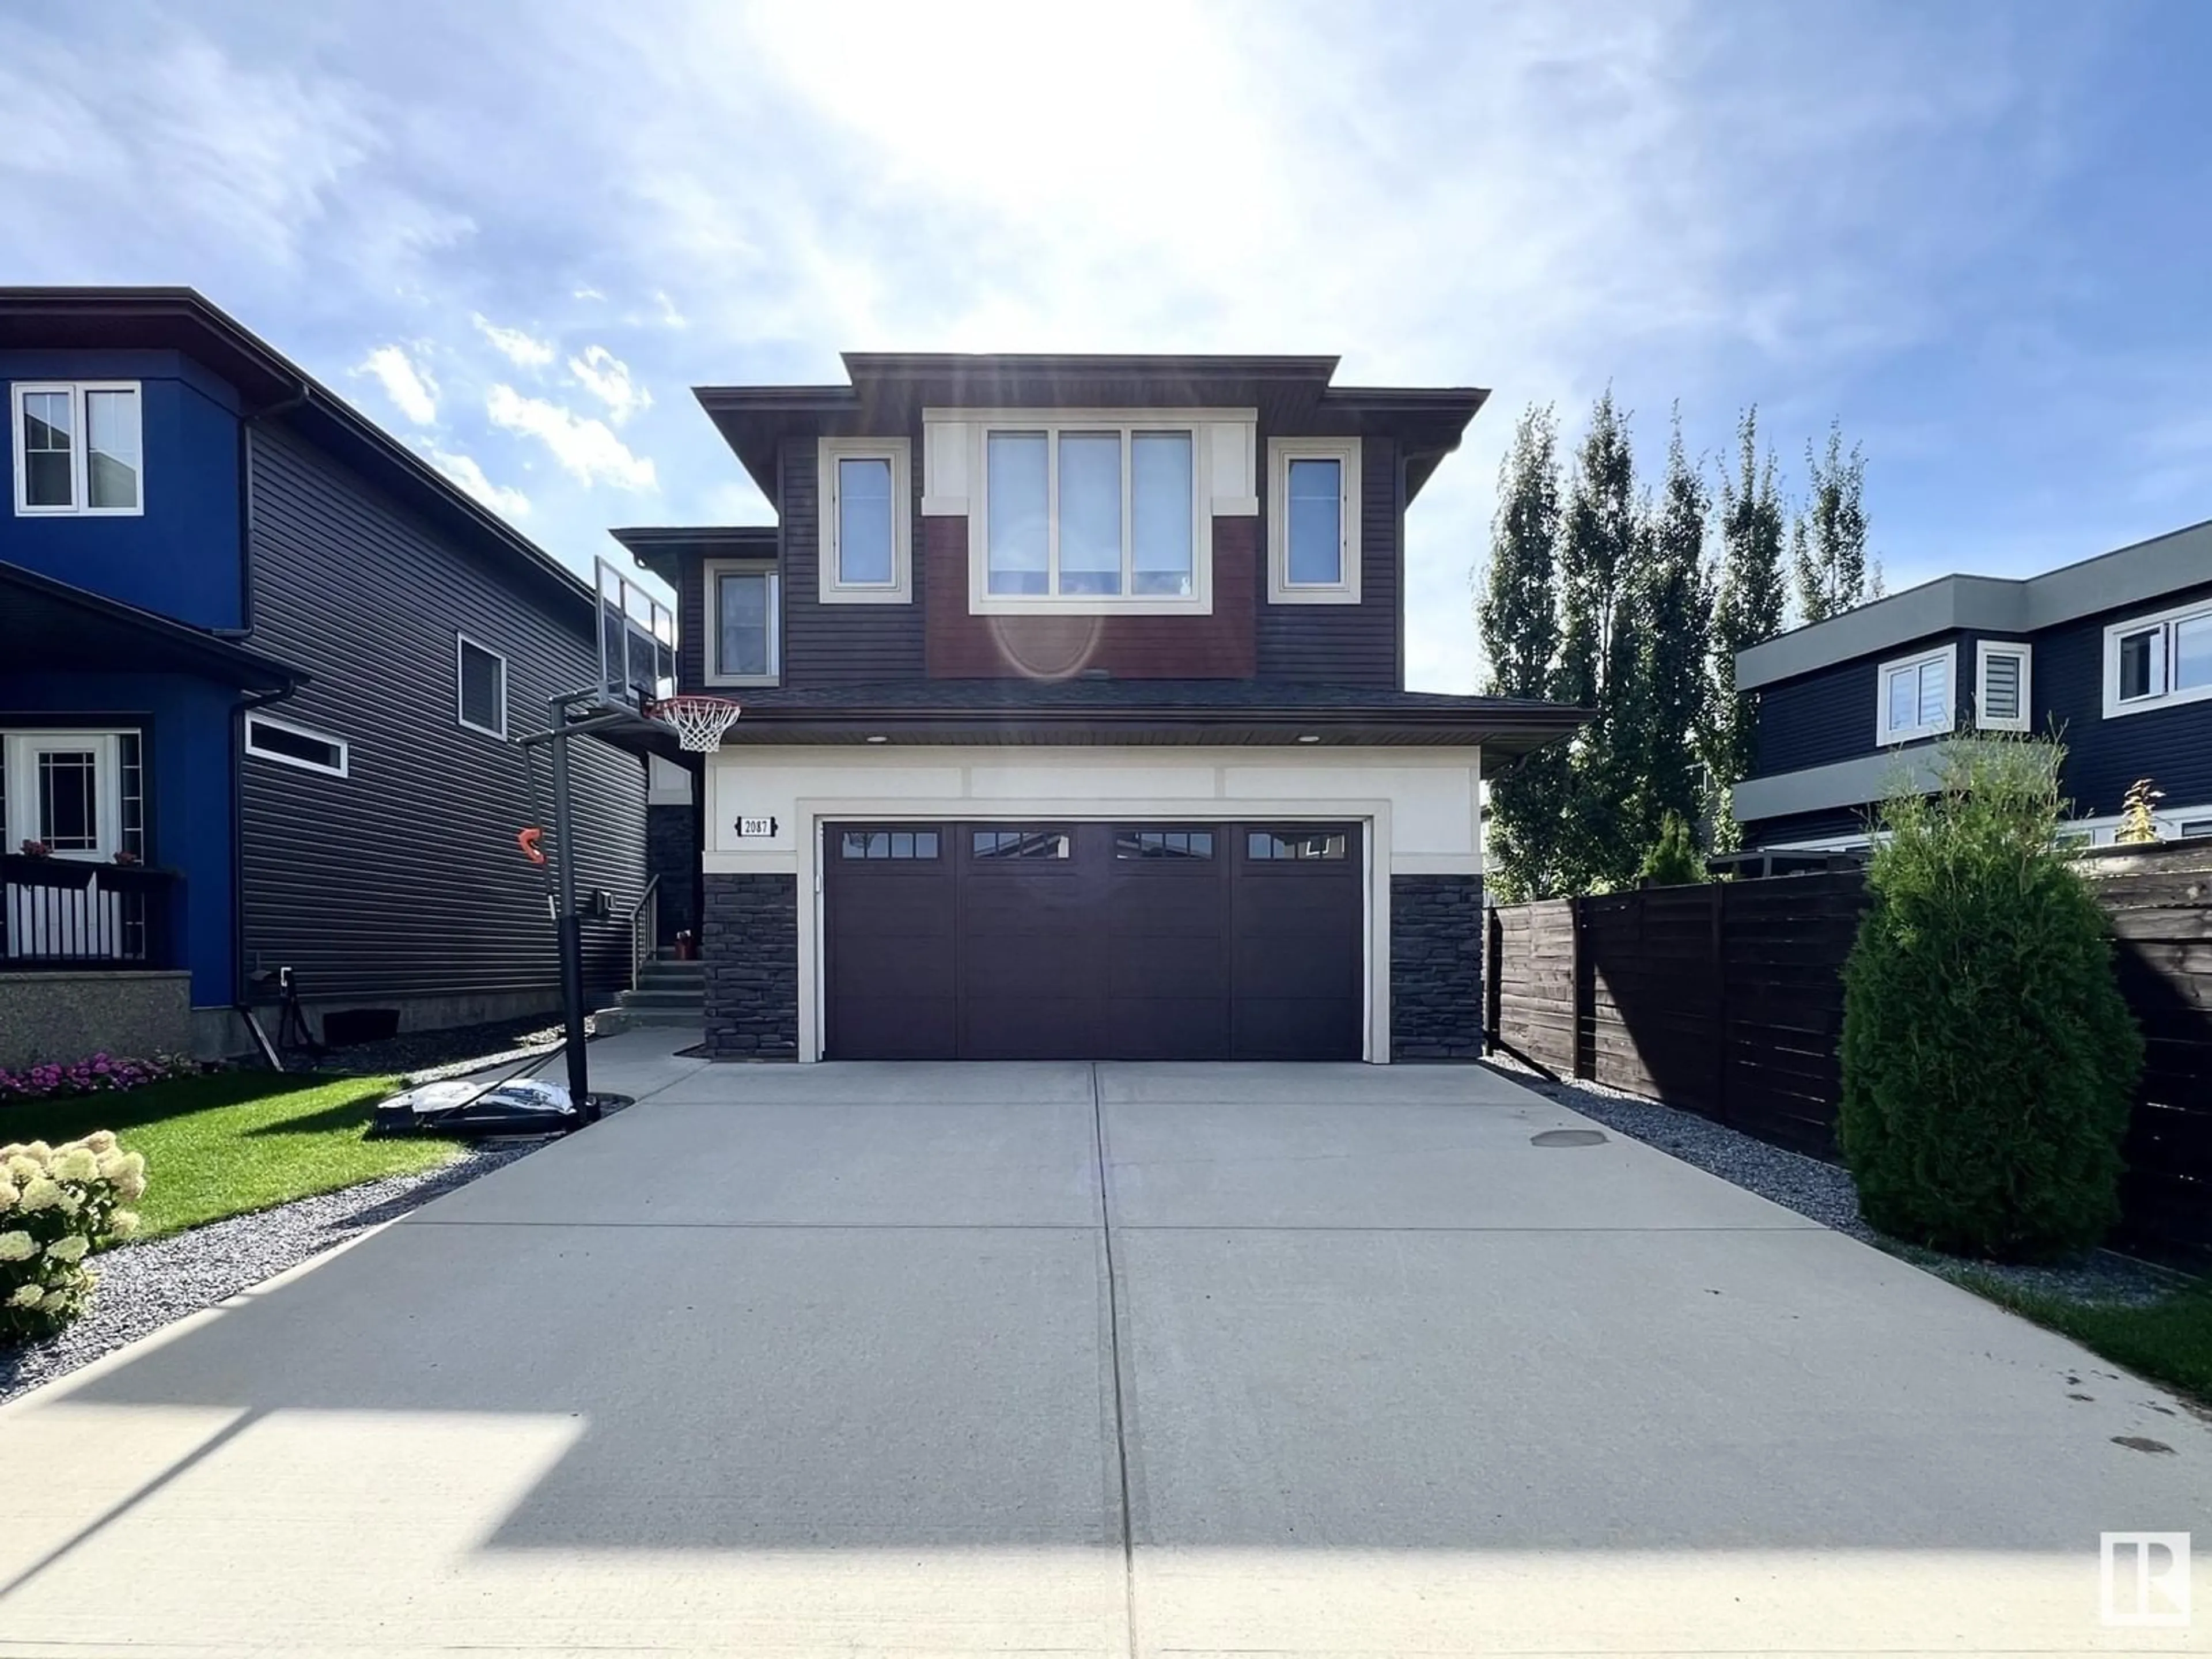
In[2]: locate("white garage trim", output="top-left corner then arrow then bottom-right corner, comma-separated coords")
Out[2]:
702,745 -> 1484,1065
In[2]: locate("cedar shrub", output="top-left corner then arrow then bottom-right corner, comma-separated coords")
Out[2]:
1839,739 -> 2141,1260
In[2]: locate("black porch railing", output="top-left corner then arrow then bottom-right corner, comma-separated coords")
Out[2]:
1,854 -> 177,970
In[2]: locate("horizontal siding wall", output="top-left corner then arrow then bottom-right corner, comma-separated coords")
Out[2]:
781,433 -> 926,685
2039,581 -> 2212,817
242,427 -> 646,1009
1256,432 -> 1400,687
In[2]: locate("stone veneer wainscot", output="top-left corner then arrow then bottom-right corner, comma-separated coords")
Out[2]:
701,873 -> 799,1058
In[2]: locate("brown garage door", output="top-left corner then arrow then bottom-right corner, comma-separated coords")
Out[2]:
823,821 -> 1362,1060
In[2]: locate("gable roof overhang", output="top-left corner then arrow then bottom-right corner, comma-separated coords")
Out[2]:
0,559 -> 305,693
0,287 -> 597,626
696,353 -> 1487,505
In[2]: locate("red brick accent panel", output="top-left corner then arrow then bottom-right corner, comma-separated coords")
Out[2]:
923,515 -> 1256,680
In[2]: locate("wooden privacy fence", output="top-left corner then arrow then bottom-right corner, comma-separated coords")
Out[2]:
1487,873 -> 1863,1157
1487,848 -> 2212,1251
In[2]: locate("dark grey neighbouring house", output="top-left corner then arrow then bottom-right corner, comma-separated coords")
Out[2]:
615,352 -> 1585,1064
0,287 -> 647,1063
1732,518 -> 2212,852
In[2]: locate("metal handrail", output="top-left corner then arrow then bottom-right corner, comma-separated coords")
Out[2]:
627,874 -> 661,989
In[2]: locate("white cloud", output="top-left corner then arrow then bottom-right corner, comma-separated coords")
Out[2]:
486,384 -> 657,491
472,312 -> 556,369
356,344 -> 438,424
427,446 -> 530,517
568,345 -> 652,425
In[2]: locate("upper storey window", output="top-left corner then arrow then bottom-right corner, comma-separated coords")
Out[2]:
2105,598 -> 2212,718
1267,438 -> 1360,604
983,424 -> 1196,601
12,382 -> 143,516
817,438 -> 911,604
1876,644 -> 1954,744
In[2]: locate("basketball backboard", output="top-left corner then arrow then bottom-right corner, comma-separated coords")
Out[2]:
594,557 -> 676,713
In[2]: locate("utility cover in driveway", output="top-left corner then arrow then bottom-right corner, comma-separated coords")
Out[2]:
824,821 -> 1362,1060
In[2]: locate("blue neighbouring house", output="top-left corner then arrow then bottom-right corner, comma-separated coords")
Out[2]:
1,289 -> 650,1066
1730,518 -> 2212,855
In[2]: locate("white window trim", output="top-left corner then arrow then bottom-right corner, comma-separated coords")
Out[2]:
2,730 -> 126,860
244,712 -> 350,779
816,438 -> 911,605
456,634 -> 509,739
1874,643 -> 1957,745
11,381 -> 145,518
1267,437 -> 1362,605
963,410 -> 1218,616
1974,639 -> 2032,733
704,558 -> 781,687
2103,597 -> 2212,719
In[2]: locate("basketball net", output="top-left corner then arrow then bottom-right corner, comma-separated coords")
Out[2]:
653,695 -> 741,752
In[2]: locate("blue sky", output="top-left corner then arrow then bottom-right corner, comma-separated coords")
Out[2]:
5,0 -> 2207,691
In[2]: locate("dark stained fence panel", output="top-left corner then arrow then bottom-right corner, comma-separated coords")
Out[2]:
1486,849 -> 2212,1250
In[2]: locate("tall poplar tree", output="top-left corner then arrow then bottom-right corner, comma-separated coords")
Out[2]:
1619,412 -> 1710,858
1478,404 -> 1566,901
1553,390 -> 1642,891
1791,420 -> 1870,624
1705,407 -> 1787,849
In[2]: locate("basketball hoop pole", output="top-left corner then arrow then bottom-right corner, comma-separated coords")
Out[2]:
546,696 -> 591,1111
517,691 -> 641,1117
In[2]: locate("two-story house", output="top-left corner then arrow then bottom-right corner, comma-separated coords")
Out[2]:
1732,517 -> 2212,851
1,287 -> 647,1065
616,353 -> 1584,1063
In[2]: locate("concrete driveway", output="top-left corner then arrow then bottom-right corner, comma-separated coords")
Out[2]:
0,1036 -> 2203,1657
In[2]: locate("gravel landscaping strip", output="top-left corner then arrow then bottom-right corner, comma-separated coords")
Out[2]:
1493,1059 -> 2188,1308
0,1141 -> 541,1407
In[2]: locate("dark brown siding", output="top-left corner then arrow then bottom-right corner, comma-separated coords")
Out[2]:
1256,434 -> 1401,687
241,427 -> 645,1008
781,434 -> 926,685
675,551 -> 708,693
923,515 -> 1257,679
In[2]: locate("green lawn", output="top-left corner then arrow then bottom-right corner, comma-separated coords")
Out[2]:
1,1071 -> 461,1240
1950,1270 -> 2212,1410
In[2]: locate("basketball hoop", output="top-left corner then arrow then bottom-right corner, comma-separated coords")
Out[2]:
651,694 -> 741,752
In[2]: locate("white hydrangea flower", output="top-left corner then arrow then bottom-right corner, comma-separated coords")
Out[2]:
108,1210 -> 141,1238
21,1142 -> 51,1164
16,1179 -> 60,1213
0,1231 -> 35,1262
44,1234 -> 89,1264
39,1289 -> 71,1312
0,1184 -> 14,1214
55,1191 -> 81,1217
6,1283 -> 42,1308
85,1130 -> 118,1154
115,1153 -> 148,1200
96,1150 -> 126,1181
51,1147 -> 99,1183
4,1155 -> 41,1183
